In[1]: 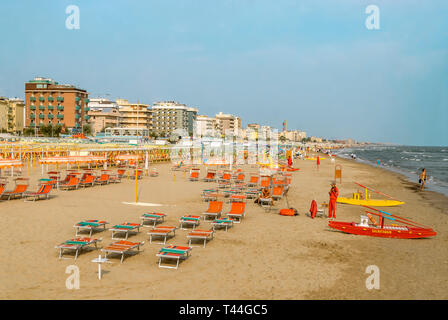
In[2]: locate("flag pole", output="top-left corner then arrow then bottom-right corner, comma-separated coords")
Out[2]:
135,100 -> 139,203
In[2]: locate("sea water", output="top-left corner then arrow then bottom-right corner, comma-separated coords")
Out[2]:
335,145 -> 448,196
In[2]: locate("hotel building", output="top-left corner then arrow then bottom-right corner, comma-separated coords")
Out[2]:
24,77 -> 89,132
151,101 -> 198,137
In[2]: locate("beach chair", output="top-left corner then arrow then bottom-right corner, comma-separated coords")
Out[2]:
260,176 -> 272,189
211,218 -> 234,231
59,177 -> 80,190
148,226 -> 177,244
56,237 -> 101,260
247,175 -> 259,187
226,201 -> 246,223
74,220 -> 109,237
234,173 -> 245,184
109,222 -> 142,239
218,172 -> 232,184
156,245 -> 192,269
229,194 -> 247,203
23,184 -> 53,202
129,169 -> 143,180
101,240 -> 144,263
80,173 -> 96,187
272,186 -> 285,201
245,188 -> 259,200
187,229 -> 214,248
202,201 -> 223,221
117,168 -> 127,179
106,170 -> 121,183
95,173 -> 110,185
189,168 -> 200,181
140,212 -> 166,227
260,196 -> 274,211
203,170 -> 216,182
0,184 -> 5,199
150,168 -> 159,177
179,215 -> 201,229
1,178 -> 29,200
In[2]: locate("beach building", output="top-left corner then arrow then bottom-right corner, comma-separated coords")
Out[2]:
247,123 -> 260,131
116,99 -> 152,131
0,97 -> 8,132
151,101 -> 198,137
24,77 -> 90,133
282,130 -> 307,142
215,112 -> 241,137
87,98 -> 121,135
195,115 -> 218,137
6,98 -> 25,134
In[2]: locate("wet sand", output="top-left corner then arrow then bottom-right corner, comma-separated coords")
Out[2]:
0,155 -> 447,299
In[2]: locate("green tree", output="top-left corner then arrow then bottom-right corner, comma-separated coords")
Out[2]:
83,124 -> 92,136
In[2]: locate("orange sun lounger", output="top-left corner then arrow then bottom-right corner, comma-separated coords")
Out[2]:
80,173 -> 96,187
203,170 -> 216,182
56,237 -> 101,260
187,229 -> 214,248
24,184 -> 53,202
189,169 -> 200,181
59,177 -> 80,190
101,240 -> 144,263
148,226 -> 178,244
202,201 -> 223,221
95,173 -> 110,185
272,186 -> 285,200
1,181 -> 28,200
156,245 -> 192,269
247,175 -> 259,187
109,222 -> 142,240
226,201 -> 246,223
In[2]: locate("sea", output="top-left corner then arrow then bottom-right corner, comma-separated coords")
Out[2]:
334,145 -> 448,197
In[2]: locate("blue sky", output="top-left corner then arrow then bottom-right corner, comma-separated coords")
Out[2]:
0,0 -> 447,145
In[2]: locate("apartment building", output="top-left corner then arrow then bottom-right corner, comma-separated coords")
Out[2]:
215,112 -> 241,137
195,115 -> 218,137
116,99 -> 151,131
24,77 -> 89,132
151,101 -> 198,137
87,98 -> 121,135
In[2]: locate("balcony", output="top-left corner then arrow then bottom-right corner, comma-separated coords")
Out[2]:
84,115 -> 90,121
38,97 -> 45,102
30,105 -> 36,111
75,114 -> 81,119
30,113 -> 36,119
39,105 -> 45,110
84,107 -> 90,112
75,97 -> 81,102
84,98 -> 90,103
48,105 -> 54,110
75,123 -> 81,128
29,122 -> 35,127
57,114 -> 64,119
30,97 -> 36,102
48,114 -> 54,119
75,105 -> 81,111
39,114 -> 45,119
48,97 -> 54,102
57,96 -> 64,102
57,105 -> 64,111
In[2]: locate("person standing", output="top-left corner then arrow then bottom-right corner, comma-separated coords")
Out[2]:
419,168 -> 427,191
316,155 -> 320,170
328,182 -> 339,219
287,155 -> 292,168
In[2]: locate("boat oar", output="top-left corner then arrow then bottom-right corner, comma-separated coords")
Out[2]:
355,182 -> 399,200
363,205 -> 431,229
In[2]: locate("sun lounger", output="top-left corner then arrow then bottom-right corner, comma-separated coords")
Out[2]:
189,169 -> 200,181
150,168 -> 159,177
234,173 -> 245,183
1,183 -> 28,200
187,229 -> 214,248
95,173 -> 110,185
74,220 -> 109,237
107,171 -> 121,183
260,197 -> 274,211
203,170 -> 216,182
0,184 -> 5,199
245,188 -> 259,199
226,201 -> 246,223
148,226 -> 177,244
80,173 -> 96,187
229,194 -> 247,203
272,186 -> 285,201
211,218 -> 234,231
202,201 -> 223,221
23,184 -> 53,201
247,175 -> 259,187
179,215 -> 201,229
56,237 -> 101,260
140,212 -> 166,227
59,177 -> 80,190
202,191 -> 225,202
156,245 -> 192,269
109,222 -> 141,239
218,172 -> 232,183
129,169 -> 143,180
101,240 -> 144,263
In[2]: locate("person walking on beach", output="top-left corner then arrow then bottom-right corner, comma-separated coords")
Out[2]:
328,182 -> 339,219
419,168 -> 427,191
316,155 -> 320,170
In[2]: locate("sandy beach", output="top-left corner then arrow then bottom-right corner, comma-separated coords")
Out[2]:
0,155 -> 447,300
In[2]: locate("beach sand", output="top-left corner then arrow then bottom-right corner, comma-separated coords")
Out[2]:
0,155 -> 447,299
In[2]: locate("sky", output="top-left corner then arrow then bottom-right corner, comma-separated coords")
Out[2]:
0,0 -> 447,146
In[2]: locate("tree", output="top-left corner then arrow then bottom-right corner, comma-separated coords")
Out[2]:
83,124 -> 92,136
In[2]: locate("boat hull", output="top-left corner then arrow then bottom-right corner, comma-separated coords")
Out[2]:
337,197 -> 404,207
329,221 -> 436,239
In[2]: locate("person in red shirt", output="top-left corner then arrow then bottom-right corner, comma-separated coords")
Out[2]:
287,155 -> 292,168
328,182 -> 339,219
316,155 -> 320,170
